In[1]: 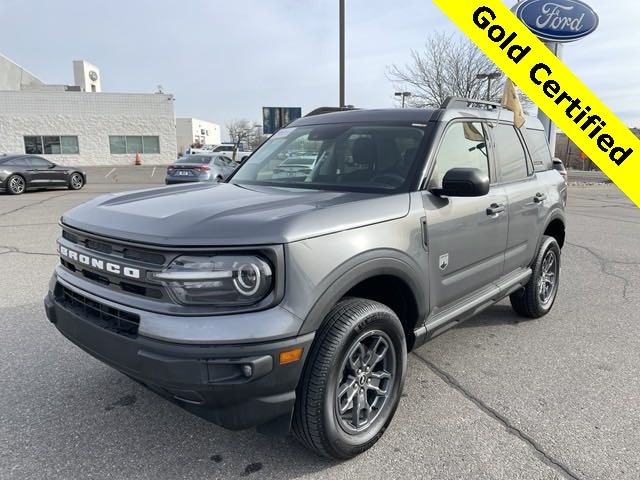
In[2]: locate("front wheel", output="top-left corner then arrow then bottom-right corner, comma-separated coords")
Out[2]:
68,173 -> 84,190
292,298 -> 407,459
510,235 -> 561,318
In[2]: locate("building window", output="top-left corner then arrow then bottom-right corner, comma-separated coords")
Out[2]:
109,136 -> 160,154
61,136 -> 80,154
24,136 -> 79,155
142,136 -> 160,154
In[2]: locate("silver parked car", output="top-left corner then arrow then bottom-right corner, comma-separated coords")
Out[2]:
165,154 -> 237,185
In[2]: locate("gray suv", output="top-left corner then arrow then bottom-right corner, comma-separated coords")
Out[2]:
44,98 -> 566,459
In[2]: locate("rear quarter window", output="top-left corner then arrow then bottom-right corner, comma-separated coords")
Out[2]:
523,129 -> 553,172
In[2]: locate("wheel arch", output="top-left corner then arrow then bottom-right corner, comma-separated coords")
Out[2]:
541,210 -> 566,249
7,172 -> 28,191
298,253 -> 427,351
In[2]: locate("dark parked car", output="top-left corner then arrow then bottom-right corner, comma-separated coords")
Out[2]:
165,154 -> 237,185
0,154 -> 86,195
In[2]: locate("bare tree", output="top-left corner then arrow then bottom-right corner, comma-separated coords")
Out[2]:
388,32 -> 530,109
225,119 -> 267,158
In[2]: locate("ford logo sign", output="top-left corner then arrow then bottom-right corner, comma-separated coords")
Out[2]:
515,0 -> 599,42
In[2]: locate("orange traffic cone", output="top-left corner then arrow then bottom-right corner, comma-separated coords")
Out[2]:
134,152 -> 142,166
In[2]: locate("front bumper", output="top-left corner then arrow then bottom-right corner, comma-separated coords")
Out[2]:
44,286 -> 314,432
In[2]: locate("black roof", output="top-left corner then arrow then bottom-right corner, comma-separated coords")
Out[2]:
290,98 -> 544,130
291,108 -> 437,127
0,154 -> 27,163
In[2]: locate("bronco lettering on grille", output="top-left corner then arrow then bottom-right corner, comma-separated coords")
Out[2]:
59,245 -> 141,279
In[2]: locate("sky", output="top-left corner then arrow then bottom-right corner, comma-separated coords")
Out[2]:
1,0 -> 638,137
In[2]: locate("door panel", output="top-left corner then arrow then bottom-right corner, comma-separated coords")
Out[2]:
26,157 -> 66,186
490,124 -> 546,272
502,177 -> 547,272
24,158 -> 49,185
423,189 -> 508,310
421,120 -> 509,312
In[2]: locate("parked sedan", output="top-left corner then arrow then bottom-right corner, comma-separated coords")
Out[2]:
0,154 -> 86,195
165,154 -> 237,185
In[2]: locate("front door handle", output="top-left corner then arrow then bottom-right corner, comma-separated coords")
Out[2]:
486,203 -> 505,216
534,192 -> 548,203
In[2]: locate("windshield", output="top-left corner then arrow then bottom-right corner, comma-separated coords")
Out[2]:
230,124 -> 426,192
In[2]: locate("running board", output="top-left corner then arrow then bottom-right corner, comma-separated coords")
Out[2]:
413,268 -> 532,348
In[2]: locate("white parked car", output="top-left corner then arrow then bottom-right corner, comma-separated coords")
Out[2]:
210,143 -> 252,162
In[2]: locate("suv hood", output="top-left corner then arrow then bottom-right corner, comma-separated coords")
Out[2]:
62,183 -> 411,246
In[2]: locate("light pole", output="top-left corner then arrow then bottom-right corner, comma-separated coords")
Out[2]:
395,91 -> 411,108
476,72 -> 501,101
339,0 -> 345,107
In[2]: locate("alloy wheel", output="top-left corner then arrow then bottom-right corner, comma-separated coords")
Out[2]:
71,174 -> 83,189
9,176 -> 25,194
538,250 -> 558,306
335,330 -> 396,433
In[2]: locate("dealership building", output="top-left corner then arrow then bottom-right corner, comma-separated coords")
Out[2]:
0,54 -> 198,166
176,117 -> 222,155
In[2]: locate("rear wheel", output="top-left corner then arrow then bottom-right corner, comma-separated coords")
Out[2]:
6,175 -> 26,195
292,298 -> 407,459
510,236 -> 561,318
68,173 -> 84,190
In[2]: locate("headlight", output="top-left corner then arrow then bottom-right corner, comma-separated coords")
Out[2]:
151,255 -> 273,306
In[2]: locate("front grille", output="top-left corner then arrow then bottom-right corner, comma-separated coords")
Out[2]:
56,285 -> 140,337
123,248 -> 165,265
60,227 -> 168,301
85,239 -> 112,254
62,230 -> 78,244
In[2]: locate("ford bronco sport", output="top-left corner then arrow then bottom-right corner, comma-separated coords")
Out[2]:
45,98 -> 566,459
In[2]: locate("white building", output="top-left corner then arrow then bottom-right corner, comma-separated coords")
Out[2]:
176,117 -> 221,155
0,54 -> 177,165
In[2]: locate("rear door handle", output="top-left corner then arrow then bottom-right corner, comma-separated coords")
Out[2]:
486,203 -> 505,216
534,192 -> 548,203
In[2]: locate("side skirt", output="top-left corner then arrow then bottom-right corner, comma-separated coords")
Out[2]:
413,268 -> 532,348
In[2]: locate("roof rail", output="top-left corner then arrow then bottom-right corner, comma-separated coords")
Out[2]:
441,96 -> 503,110
304,106 -> 358,117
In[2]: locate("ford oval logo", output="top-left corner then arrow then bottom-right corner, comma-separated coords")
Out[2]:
515,0 -> 599,42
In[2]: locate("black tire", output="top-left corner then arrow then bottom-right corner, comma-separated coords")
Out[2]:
68,172 -> 84,190
292,297 -> 407,459
6,174 -> 26,195
510,235 -> 561,318
215,176 -> 223,182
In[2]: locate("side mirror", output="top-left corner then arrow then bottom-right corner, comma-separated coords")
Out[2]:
49,163 -> 57,168
431,168 -> 489,197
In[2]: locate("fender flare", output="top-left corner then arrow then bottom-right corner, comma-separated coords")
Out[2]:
536,208 -> 566,254
297,249 -> 428,337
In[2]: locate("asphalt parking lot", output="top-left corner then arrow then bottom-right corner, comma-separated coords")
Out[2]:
1,181 -> 638,480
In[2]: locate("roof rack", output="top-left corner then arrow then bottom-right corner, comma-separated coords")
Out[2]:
304,106 -> 358,117
441,96 -> 503,110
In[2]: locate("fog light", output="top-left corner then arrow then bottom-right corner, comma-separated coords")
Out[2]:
279,347 -> 303,365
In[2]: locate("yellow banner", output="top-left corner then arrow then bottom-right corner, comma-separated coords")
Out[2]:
433,0 -> 640,207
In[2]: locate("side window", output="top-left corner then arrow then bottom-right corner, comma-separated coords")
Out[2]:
493,124 -> 529,183
27,157 -> 52,168
428,121 -> 490,189
523,129 -> 553,172
8,158 -> 30,167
